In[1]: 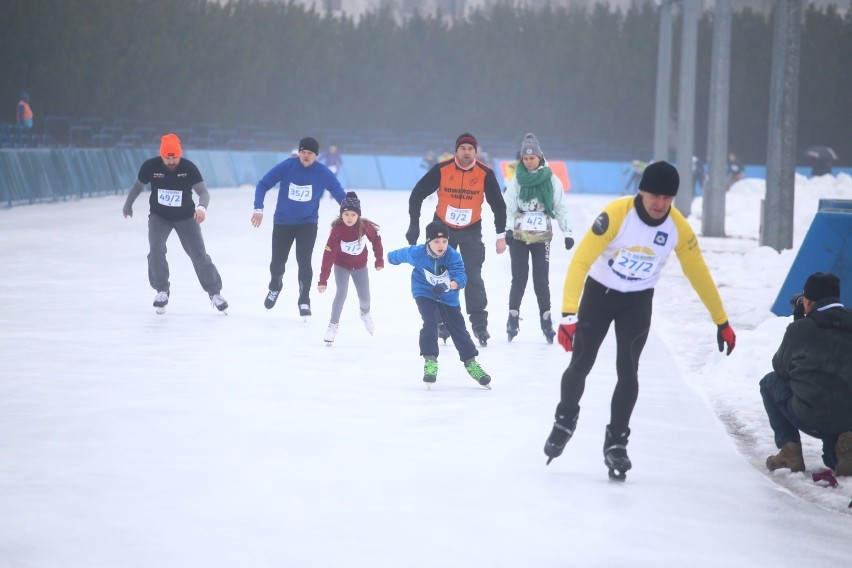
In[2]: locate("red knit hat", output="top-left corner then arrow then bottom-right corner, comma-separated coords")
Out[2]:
455,132 -> 478,152
160,133 -> 182,159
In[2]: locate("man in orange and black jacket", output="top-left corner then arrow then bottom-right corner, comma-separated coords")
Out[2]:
406,132 -> 507,346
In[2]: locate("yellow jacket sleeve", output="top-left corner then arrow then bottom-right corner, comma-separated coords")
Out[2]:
561,199 -> 630,314
671,210 -> 729,325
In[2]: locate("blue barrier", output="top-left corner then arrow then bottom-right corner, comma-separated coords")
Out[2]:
771,199 -> 852,316
3,148 -> 850,207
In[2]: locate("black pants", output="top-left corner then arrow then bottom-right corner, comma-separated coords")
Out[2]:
415,296 -> 478,362
269,223 -> 318,305
558,277 -> 653,431
508,239 -> 551,316
447,223 -> 487,329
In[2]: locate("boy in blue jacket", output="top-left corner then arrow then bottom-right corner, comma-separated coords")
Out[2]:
388,221 -> 492,388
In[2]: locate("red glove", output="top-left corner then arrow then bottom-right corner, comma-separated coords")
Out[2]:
717,321 -> 736,355
558,314 -> 578,352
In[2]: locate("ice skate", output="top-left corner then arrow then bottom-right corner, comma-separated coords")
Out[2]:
544,411 -> 579,465
323,322 -> 339,346
765,441 -> 805,473
507,310 -> 520,342
472,325 -> 490,347
423,356 -> 438,389
540,311 -> 556,344
360,310 -> 375,335
264,290 -> 280,309
437,322 -> 450,344
153,290 -> 170,314
299,303 -> 311,320
464,358 -> 491,389
210,293 -> 228,314
604,425 -> 632,481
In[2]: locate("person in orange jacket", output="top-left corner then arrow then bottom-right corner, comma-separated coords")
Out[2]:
405,132 -> 507,346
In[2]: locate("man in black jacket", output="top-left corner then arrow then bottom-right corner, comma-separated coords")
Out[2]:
760,272 -> 852,475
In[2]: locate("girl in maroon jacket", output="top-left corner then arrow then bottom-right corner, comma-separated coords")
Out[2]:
317,192 -> 384,344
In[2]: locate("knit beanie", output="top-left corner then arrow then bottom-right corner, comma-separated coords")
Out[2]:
299,136 -> 320,155
803,272 -> 841,302
159,133 -> 182,159
520,133 -> 544,160
455,132 -> 478,152
425,220 -> 450,242
340,191 -> 361,216
639,161 -> 679,196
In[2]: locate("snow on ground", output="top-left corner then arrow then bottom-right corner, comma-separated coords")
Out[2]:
1,172 -> 851,566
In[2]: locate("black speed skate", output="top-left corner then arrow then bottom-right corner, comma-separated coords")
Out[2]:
544,411 -> 579,465
604,425 -> 632,481
472,325 -> 490,347
507,310 -> 520,342
437,323 -> 450,344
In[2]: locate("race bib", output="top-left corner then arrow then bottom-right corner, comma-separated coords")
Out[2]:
445,205 -> 472,227
424,269 -> 451,286
288,183 -> 312,202
610,247 -> 658,281
519,211 -> 547,231
340,238 -> 365,256
157,189 -> 183,207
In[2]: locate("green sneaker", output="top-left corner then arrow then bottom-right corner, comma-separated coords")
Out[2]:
423,356 -> 438,384
464,359 -> 491,387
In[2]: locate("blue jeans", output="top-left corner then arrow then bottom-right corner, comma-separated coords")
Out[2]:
759,371 -> 838,468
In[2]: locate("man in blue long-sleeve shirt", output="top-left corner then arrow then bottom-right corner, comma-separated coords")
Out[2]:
251,136 -> 346,317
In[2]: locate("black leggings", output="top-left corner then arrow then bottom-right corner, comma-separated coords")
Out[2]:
269,223 -> 318,305
558,277 -> 653,431
508,239 -> 551,315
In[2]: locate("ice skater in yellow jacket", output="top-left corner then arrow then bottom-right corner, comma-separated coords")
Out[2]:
542,161 -> 737,480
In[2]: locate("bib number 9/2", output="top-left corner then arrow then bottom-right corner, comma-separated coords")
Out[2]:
446,205 -> 472,227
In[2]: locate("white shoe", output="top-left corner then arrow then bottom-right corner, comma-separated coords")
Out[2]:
324,322 -> 339,343
360,311 -> 375,335
210,294 -> 228,312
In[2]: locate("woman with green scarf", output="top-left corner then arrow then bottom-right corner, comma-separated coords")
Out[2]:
503,133 -> 574,343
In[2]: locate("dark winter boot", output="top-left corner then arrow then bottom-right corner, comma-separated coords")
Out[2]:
544,410 -> 579,464
834,432 -> 852,476
507,310 -> 520,341
540,311 -> 556,344
437,323 -> 450,344
604,425 -> 632,480
766,441 -> 805,473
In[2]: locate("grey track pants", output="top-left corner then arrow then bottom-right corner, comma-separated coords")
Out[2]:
330,265 -> 370,322
147,213 -> 222,295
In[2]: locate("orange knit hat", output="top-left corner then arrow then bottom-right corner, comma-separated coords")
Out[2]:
160,133 -> 182,158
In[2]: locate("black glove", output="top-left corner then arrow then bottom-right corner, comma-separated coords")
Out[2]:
431,283 -> 449,298
790,292 -> 805,320
564,237 -> 575,250
505,230 -> 514,246
405,222 -> 419,245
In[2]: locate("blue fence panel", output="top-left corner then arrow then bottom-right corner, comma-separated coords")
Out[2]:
771,200 -> 852,315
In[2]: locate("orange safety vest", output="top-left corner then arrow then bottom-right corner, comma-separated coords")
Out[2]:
434,160 -> 490,229
18,100 -> 33,120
